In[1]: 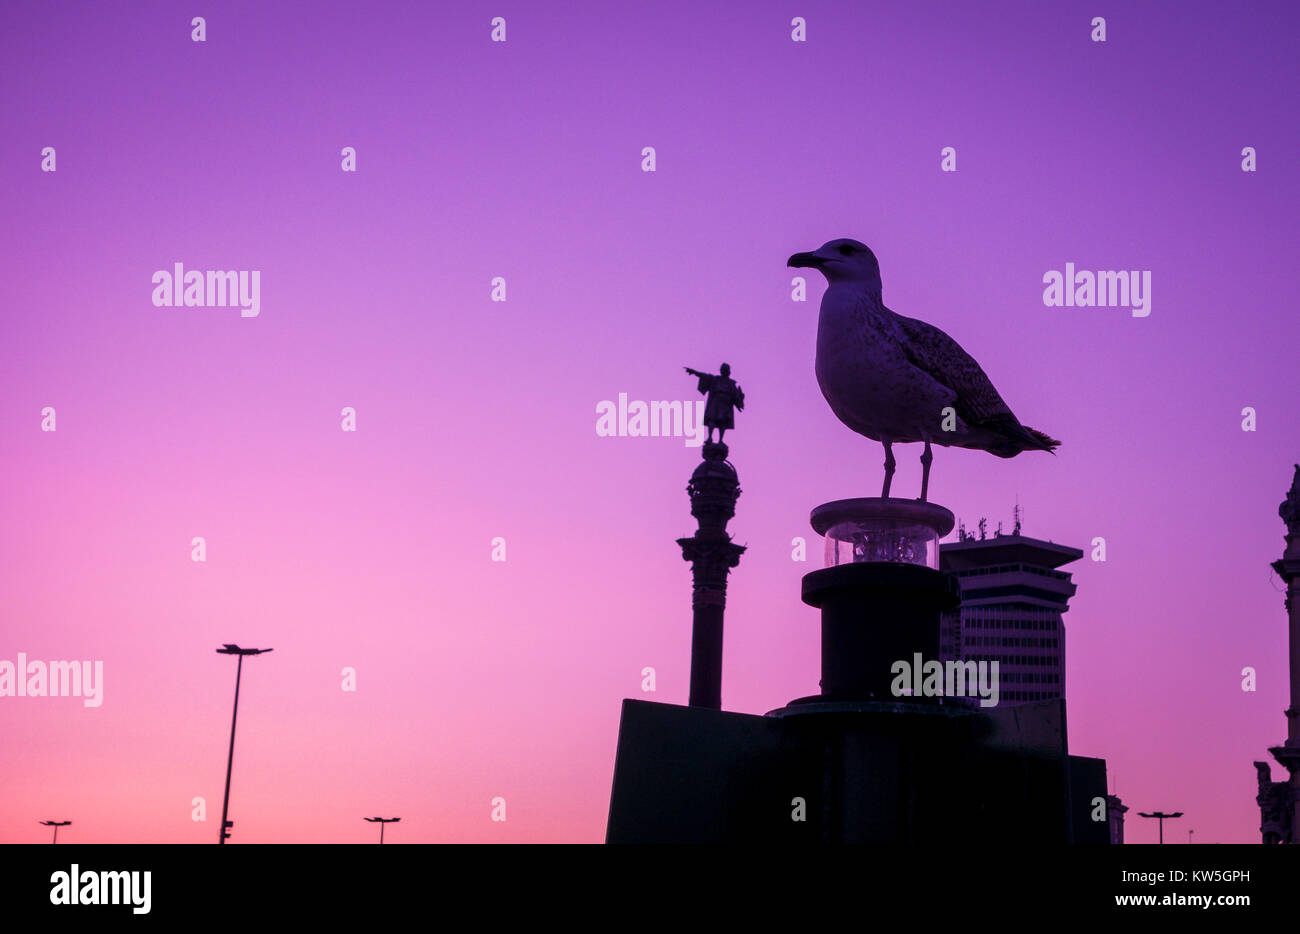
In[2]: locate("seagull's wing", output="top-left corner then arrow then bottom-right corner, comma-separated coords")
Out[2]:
893,312 -> 1017,428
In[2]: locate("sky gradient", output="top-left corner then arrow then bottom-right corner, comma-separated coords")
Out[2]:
2,0 -> 1298,843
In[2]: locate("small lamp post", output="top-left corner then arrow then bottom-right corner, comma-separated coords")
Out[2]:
363,816 -> 401,844
1137,810 -> 1183,844
215,644 -> 273,844
39,820 -> 71,844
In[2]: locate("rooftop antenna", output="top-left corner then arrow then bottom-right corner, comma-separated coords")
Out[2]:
1013,498 -> 1022,536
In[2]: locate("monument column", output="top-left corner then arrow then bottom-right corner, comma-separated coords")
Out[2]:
678,441 -> 745,709
678,364 -> 746,710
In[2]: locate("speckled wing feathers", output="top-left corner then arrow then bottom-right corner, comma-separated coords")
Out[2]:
892,310 -> 1014,427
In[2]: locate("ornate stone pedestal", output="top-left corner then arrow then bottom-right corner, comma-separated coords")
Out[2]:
677,441 -> 745,710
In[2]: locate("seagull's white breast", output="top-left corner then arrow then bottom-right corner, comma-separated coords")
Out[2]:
815,285 -> 959,444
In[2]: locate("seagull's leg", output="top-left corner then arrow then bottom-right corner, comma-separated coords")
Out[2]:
881,441 -> 896,498
919,440 -> 933,502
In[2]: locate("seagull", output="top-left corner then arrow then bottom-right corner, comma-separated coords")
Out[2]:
788,238 -> 1059,501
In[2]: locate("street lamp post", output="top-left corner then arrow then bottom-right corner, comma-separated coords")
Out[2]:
1137,810 -> 1183,844
39,820 -> 71,844
363,817 -> 401,844
215,644 -> 273,844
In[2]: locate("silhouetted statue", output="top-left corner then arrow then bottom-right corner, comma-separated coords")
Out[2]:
684,363 -> 745,444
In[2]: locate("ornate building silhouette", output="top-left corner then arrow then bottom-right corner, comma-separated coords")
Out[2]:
1254,466 -> 1300,844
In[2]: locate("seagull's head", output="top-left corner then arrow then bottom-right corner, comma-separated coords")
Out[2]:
787,239 -> 881,289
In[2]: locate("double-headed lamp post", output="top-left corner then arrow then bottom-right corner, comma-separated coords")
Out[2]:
363,816 -> 401,844
1137,810 -> 1183,844
39,820 -> 71,844
215,644 -> 273,844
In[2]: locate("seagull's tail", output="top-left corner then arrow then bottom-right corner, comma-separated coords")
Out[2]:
1023,426 -> 1060,454
986,420 -> 1060,457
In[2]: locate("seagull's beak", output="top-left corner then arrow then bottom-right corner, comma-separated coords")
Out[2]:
787,251 -> 824,269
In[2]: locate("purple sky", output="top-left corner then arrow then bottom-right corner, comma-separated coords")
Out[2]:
2,0 -> 1298,843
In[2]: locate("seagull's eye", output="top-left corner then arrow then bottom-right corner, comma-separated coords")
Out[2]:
837,244 -> 855,256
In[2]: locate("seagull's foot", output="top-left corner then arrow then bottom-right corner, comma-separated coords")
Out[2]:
918,440 -> 933,502
881,441 -> 896,499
